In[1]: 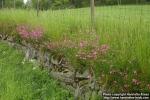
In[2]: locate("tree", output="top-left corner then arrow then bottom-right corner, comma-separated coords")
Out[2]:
29,0 -> 148,10
24,0 -> 32,9
1,0 -> 23,8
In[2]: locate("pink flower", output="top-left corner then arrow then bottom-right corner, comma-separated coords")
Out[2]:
99,44 -> 110,54
16,25 -> 30,38
16,25 -> 44,40
132,79 -> 140,85
79,41 -> 84,48
30,27 -> 43,39
92,51 -> 97,56
79,41 -> 87,48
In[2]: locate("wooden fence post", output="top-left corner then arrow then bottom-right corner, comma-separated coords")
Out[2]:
91,0 -> 95,27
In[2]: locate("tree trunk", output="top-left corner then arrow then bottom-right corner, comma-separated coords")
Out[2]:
117,0 -> 122,5
91,0 -> 95,26
2,0 -> 4,8
136,0 -> 139,4
37,0 -> 40,16
120,0 -> 122,5
14,0 -> 16,8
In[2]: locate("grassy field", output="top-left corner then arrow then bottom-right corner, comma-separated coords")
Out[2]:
0,42 -> 73,100
0,5 -> 150,92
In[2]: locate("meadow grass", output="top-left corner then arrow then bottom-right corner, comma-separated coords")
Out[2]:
0,42 -> 73,100
0,5 -> 150,92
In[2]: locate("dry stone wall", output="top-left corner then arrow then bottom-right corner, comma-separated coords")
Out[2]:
0,33 -> 103,100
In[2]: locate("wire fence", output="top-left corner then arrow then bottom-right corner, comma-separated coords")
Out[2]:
0,0 -> 150,32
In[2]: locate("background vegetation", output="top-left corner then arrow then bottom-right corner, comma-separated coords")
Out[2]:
0,0 -> 150,9
0,5 -> 150,92
0,0 -> 150,94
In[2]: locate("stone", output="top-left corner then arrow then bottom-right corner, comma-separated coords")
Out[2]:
2,34 -> 8,40
74,85 -> 81,100
84,91 -> 92,100
24,48 -> 30,60
0,34 -> 2,39
0,37 -> 103,99
79,80 -> 89,87
43,52 -> 50,67
32,50 -> 39,60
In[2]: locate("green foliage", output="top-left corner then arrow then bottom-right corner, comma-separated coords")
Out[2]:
0,42 -> 73,100
1,0 -> 24,8
95,0 -> 147,5
32,0 -> 51,10
0,22 -> 17,36
0,5 -> 150,92
0,0 -> 148,9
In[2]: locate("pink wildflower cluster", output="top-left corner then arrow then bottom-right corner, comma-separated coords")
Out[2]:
16,25 -> 29,39
30,27 -> 43,39
79,41 -> 88,48
46,36 -> 78,50
132,79 -> 141,85
76,44 -> 110,60
99,44 -> 110,54
16,25 -> 43,40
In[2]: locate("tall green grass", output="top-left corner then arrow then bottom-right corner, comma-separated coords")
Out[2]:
0,42 -> 73,100
0,5 -> 150,91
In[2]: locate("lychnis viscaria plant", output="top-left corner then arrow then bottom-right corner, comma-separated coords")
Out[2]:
16,24 -> 44,48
